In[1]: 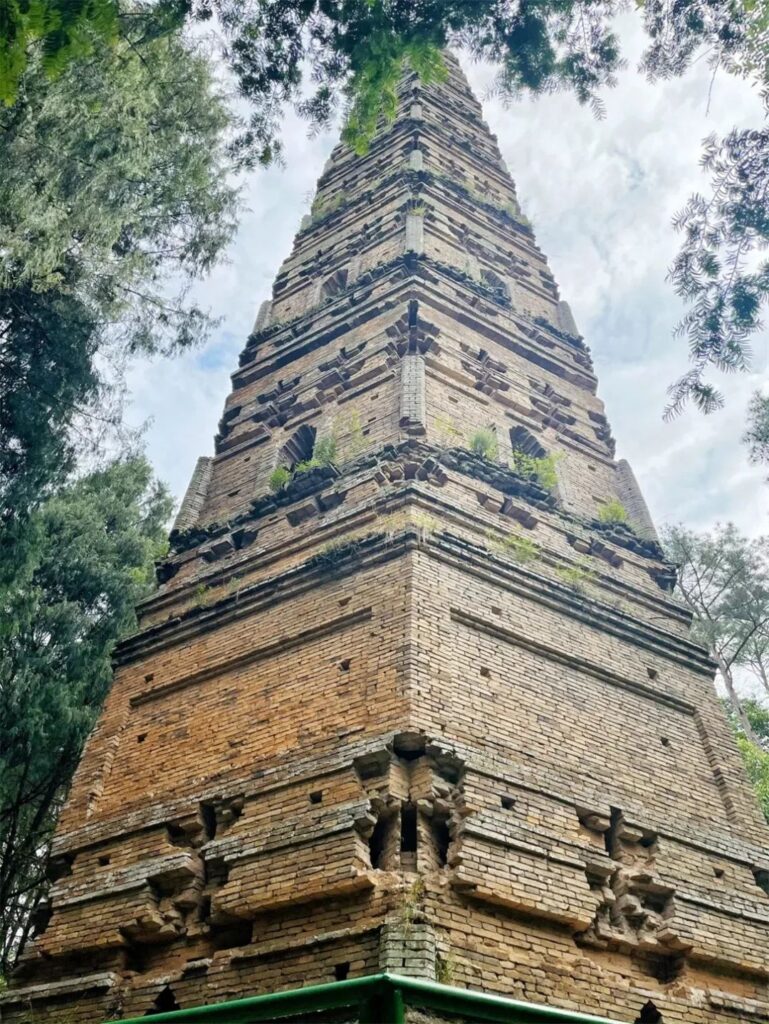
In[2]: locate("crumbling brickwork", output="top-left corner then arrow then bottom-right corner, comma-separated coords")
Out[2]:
4,53 -> 769,1024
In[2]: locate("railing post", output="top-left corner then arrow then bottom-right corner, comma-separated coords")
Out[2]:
360,977 -> 405,1024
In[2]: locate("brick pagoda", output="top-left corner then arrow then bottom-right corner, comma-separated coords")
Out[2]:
5,53 -> 769,1024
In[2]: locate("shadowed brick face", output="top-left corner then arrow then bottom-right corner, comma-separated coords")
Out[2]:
6,55 -> 769,1024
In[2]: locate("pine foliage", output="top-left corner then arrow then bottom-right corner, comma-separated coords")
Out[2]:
0,18 -> 237,584
0,457 -> 171,972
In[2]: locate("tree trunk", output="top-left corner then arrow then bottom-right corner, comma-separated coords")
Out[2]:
756,659 -> 769,698
717,654 -> 760,745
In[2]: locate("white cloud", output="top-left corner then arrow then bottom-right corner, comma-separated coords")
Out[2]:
127,11 -> 768,536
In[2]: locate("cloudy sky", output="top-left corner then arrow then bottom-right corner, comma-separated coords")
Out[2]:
126,9 -> 768,537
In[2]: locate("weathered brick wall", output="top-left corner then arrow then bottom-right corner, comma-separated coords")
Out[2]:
5,51 -> 769,1024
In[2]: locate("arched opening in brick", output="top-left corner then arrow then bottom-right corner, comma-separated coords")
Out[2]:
634,1000 -> 662,1023
368,812 -> 394,869
430,816 -> 451,867
278,424 -> 316,470
510,425 -> 547,459
29,901 -> 52,939
400,802 -> 418,870
200,800 -> 218,840
149,986 -> 180,1014
321,268 -> 348,300
480,268 -> 510,303
637,952 -> 684,985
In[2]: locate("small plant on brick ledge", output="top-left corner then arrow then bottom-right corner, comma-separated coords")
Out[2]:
295,433 -> 338,474
486,529 -> 539,564
501,532 -> 539,563
269,465 -> 292,493
510,448 -> 561,491
596,497 -> 629,526
469,428 -> 498,461
310,536 -> 365,571
556,560 -> 596,593
401,876 -> 425,935
314,433 -> 338,466
311,192 -> 344,222
436,950 -> 456,986
192,582 -> 216,609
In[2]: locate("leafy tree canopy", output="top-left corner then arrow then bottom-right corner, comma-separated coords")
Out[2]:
0,455 -> 172,973
662,522 -> 769,742
664,523 -> 769,819
0,12 -> 237,583
4,0 -> 768,418
1,13 -> 235,347
0,0 -> 118,105
724,698 -> 769,820
744,389 -> 769,468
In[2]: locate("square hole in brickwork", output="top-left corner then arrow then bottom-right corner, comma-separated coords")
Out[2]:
491,606 -> 501,616
167,823 -> 187,846
480,667 -> 490,678
309,790 -> 323,805
647,667 -> 659,680
587,464 -> 596,472
98,855 -> 110,867
339,659 -> 351,672
200,802 -> 218,840
211,919 -> 252,951
500,795 -> 515,810
401,803 -> 418,855
714,866 -> 725,879
660,736 -> 670,747
137,733 -> 147,744
339,596 -> 351,607
334,962 -> 350,981
368,815 -> 391,869
144,673 -> 154,683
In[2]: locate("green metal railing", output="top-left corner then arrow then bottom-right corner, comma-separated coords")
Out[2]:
117,972 -> 620,1024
